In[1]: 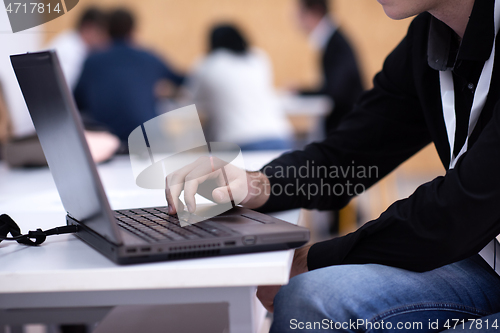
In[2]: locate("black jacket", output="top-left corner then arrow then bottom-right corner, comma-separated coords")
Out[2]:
301,29 -> 364,132
261,0 -> 500,272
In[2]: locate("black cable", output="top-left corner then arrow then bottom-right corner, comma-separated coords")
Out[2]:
0,234 -> 27,241
0,214 -> 79,246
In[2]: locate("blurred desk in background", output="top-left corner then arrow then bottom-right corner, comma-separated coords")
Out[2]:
158,94 -> 332,150
0,152 -> 298,333
278,93 -> 332,146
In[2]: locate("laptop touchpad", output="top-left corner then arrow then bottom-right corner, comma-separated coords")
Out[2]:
210,215 -> 263,225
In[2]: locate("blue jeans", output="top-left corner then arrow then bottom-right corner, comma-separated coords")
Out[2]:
271,255 -> 500,332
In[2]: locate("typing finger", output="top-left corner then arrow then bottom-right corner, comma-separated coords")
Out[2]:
183,173 -> 211,213
165,178 -> 176,214
182,158 -> 215,213
166,172 -> 187,214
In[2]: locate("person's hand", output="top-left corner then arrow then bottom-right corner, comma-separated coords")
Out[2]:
165,156 -> 271,214
257,244 -> 312,313
84,130 -> 120,163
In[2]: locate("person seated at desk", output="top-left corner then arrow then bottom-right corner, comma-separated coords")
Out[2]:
74,8 -> 185,145
0,78 -> 119,166
295,0 -> 364,133
166,0 -> 500,331
48,7 -> 109,89
188,24 -> 293,151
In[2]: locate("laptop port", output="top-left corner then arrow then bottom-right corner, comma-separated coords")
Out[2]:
224,241 -> 236,246
242,236 -> 256,245
140,247 -> 151,252
126,248 -> 137,253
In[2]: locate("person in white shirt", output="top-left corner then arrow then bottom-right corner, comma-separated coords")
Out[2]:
49,7 -> 109,89
189,24 -> 293,151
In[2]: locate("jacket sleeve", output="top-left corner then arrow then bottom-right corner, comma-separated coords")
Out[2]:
307,101 -> 500,272
260,18 -> 431,213
159,57 -> 185,86
262,16 -> 500,273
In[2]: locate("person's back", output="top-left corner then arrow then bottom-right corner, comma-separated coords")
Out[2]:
74,8 -> 184,143
320,28 -> 363,130
49,7 -> 109,89
296,0 -> 364,133
190,24 -> 292,150
75,42 -> 173,141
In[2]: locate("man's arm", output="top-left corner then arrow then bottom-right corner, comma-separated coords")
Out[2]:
260,20 -> 431,213
308,102 -> 500,272
159,57 -> 185,87
262,16 -> 500,273
166,16 -> 432,221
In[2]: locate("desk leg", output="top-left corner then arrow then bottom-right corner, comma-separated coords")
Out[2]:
226,287 -> 256,333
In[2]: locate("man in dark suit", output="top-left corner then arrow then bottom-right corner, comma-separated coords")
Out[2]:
296,0 -> 365,235
296,0 -> 364,133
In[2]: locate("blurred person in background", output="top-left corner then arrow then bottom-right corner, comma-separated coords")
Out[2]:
295,0 -> 364,236
74,8 -> 185,145
0,79 -> 118,167
296,0 -> 364,133
0,82 -> 11,151
49,7 -> 109,89
189,24 -> 293,151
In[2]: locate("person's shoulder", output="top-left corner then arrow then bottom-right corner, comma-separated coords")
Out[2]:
129,46 -> 172,68
191,51 -> 236,79
191,55 -> 209,73
132,46 -> 157,59
81,47 -> 113,68
200,50 -> 233,67
247,48 -> 273,69
85,48 -> 108,61
124,44 -> 161,61
327,28 -> 352,50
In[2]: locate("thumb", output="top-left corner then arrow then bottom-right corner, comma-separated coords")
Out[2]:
212,186 -> 232,204
212,178 -> 248,204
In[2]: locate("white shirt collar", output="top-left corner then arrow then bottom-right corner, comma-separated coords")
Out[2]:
309,16 -> 337,50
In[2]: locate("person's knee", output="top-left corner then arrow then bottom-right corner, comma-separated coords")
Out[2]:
274,272 -> 319,311
273,264 -> 394,321
274,266 -> 361,318
271,264 -> 409,332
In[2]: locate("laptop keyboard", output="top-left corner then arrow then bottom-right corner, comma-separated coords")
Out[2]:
114,207 -> 233,243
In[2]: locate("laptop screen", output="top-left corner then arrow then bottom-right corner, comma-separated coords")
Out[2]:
11,51 -> 122,245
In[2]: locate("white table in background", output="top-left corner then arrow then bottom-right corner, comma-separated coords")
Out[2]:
0,151 -> 298,333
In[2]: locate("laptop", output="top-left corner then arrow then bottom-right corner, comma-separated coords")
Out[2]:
10,51 -> 309,264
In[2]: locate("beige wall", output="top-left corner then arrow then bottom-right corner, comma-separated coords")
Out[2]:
44,0 -> 413,89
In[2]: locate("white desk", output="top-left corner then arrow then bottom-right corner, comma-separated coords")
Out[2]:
0,151 -> 298,333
